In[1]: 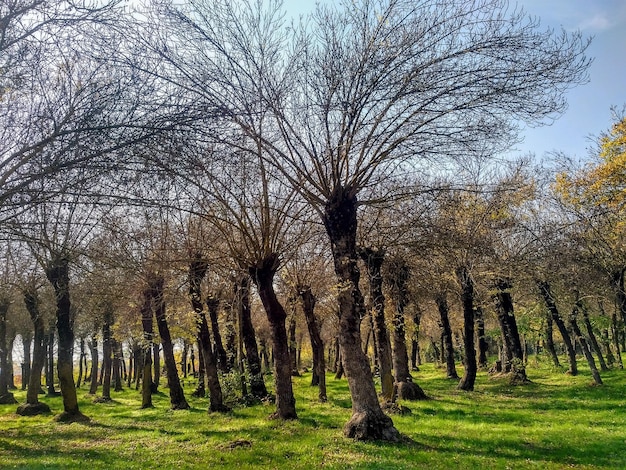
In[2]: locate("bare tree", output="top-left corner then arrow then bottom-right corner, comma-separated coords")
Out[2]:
140,0 -> 590,440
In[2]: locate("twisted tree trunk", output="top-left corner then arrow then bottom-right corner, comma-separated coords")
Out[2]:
299,285 -> 327,402
359,247 -> 394,402
322,189 -> 398,441
150,275 -> 189,410
456,266 -> 477,391
250,255 -> 297,420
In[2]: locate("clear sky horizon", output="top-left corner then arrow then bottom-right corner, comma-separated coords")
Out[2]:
284,0 -> 626,162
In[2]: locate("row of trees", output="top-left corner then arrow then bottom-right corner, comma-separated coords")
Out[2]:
3,0 -> 623,442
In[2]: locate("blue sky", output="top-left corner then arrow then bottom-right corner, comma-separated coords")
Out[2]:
284,1 -> 626,161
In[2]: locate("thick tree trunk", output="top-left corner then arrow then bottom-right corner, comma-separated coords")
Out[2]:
45,257 -> 87,421
322,189 -> 398,441
359,247 -> 394,401
299,285 -> 327,402
475,307 -> 489,369
150,276 -> 189,410
236,276 -> 268,399
387,259 -> 427,401
435,293 -> 459,380
571,296 -> 602,385
456,266 -> 477,391
21,332 -> 32,391
207,295 -> 229,373
188,259 -> 227,412
250,255 -> 297,420
537,280 -> 577,375
140,287 -> 154,409
192,338 -> 206,397
17,289 -> 50,415
493,279 -> 528,383
0,298 -> 16,404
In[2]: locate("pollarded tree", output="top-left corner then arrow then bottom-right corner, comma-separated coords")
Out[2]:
141,0 -> 590,440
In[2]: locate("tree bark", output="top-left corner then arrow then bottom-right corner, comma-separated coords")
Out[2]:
21,332 -> 32,391
207,294 -> 229,373
475,307 -> 489,369
98,315 -> 113,402
493,279 -> 528,383
150,275 -> 189,410
113,340 -> 123,392
250,255 -> 297,420
544,310 -> 561,367
536,280 -> 577,375
322,189 -> 398,441
456,266 -> 477,391
610,312 -> 624,369
45,325 -> 58,396
0,297 -> 16,404
88,335 -> 99,394
236,276 -> 268,399
287,303 -> 299,376
140,286 -> 154,409
387,258 -> 427,400
44,257 -> 87,421
580,303 -> 608,372
359,247 -> 394,401
298,285 -> 327,402
435,293 -> 459,380
410,304 -> 422,370
570,295 -> 602,385
188,258 -> 228,412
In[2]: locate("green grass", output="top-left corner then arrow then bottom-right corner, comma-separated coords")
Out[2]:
1,361 -> 625,469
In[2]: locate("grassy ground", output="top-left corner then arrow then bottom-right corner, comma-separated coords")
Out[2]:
1,361 -> 625,469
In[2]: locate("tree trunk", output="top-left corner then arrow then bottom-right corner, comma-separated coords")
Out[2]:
287,303 -> 299,376
580,303 -> 608,371
192,338 -> 206,397
44,257 -> 86,421
207,294 -> 229,373
188,258 -> 227,412
493,279 -> 528,383
456,266 -> 477,391
113,340 -> 123,392
570,295 -> 602,385
250,254 -> 297,420
236,276 -> 268,399
0,297 -> 16,404
140,286 -> 154,409
98,316 -> 113,402
536,280 -> 577,375
322,189 -> 398,441
435,293 -> 459,380
76,337 -> 84,389
150,275 -> 189,410
17,289 -> 50,415
359,247 -> 394,402
544,310 -> 561,367
299,285 -> 327,402
152,343 -> 161,391
410,304 -> 422,370
44,325 -> 56,396
88,335 -> 99,394
475,307 -> 489,369
387,258 -> 427,400
21,332 -> 33,391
